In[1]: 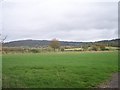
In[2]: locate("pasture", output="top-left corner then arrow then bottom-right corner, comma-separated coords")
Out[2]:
2,51 -> 118,88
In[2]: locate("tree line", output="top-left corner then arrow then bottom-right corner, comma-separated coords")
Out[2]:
1,36 -> 119,54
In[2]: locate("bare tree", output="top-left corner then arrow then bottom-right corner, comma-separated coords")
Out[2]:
0,34 -> 7,44
0,34 -> 7,54
2,36 -> 7,44
50,38 -> 60,51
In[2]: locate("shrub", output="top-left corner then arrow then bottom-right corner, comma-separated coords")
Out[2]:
99,45 -> 106,51
91,45 -> 98,51
30,49 -> 39,53
61,48 -> 64,52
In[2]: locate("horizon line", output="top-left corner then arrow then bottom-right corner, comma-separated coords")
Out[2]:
4,38 -> 119,43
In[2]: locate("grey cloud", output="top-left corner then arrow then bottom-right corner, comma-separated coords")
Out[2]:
46,3 -> 117,31
2,0 -> 118,42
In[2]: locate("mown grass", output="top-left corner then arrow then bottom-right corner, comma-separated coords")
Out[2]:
2,51 -> 118,88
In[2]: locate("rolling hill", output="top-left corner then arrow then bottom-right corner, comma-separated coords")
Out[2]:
3,39 -> 119,48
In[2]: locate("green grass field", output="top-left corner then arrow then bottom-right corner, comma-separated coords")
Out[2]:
2,51 -> 118,88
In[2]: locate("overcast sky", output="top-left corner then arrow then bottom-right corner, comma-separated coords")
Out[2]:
1,0 -> 118,42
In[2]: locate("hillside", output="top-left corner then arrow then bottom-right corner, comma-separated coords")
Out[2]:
3,39 -> 119,48
3,40 -> 82,47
